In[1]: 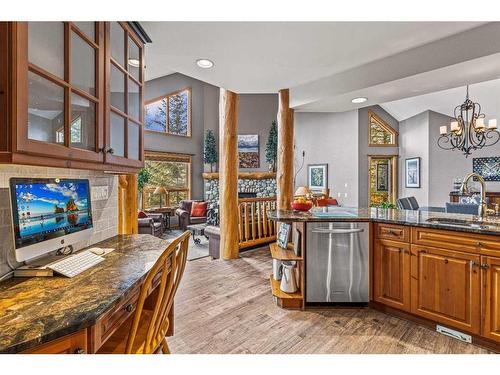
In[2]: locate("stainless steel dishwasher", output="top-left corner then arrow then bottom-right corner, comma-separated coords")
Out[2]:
306,221 -> 369,303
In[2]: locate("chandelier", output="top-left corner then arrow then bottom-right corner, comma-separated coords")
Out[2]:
437,85 -> 499,157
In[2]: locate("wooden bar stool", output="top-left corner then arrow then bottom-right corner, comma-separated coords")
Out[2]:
98,231 -> 190,354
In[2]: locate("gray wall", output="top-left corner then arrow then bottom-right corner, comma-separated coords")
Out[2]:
145,73 -> 213,200
358,105 -> 400,207
398,109 -> 500,208
428,110 -> 500,206
398,111 -> 430,206
144,73 -> 278,199
237,94 -> 278,172
294,111 -> 359,207
0,165 -> 118,278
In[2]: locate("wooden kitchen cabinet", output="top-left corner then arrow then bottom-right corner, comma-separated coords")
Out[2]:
410,245 -> 481,334
0,22 -> 146,173
482,256 -> 500,343
373,239 -> 411,312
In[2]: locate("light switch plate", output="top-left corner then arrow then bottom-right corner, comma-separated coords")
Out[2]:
91,186 -> 109,201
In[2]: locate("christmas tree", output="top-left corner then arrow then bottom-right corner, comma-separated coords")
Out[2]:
204,129 -> 218,172
265,121 -> 278,172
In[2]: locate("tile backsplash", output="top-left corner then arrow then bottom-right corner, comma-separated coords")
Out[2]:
0,165 -> 118,278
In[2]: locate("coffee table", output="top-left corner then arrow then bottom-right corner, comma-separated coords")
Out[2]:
145,206 -> 177,231
187,223 -> 208,245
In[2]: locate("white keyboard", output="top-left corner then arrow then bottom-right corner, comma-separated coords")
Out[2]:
48,250 -> 105,278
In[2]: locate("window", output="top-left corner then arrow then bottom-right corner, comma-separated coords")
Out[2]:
368,110 -> 398,146
145,88 -> 191,137
55,116 -> 82,145
142,152 -> 191,209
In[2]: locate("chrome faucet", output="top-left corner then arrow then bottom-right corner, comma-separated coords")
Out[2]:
460,173 -> 487,220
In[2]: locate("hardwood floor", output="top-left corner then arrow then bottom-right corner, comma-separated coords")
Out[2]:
169,247 -> 490,354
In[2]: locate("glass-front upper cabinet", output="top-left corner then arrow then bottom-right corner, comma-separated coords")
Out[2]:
105,22 -> 144,168
15,22 -> 105,164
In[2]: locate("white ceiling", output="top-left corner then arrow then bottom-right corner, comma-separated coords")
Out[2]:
381,78 -> 500,122
142,22 -> 484,93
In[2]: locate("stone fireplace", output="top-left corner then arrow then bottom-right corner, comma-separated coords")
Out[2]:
203,172 -> 277,225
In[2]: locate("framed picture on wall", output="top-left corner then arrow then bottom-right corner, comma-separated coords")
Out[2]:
238,134 -> 259,168
376,161 -> 389,192
472,157 -> 500,181
405,157 -> 421,188
307,164 -> 328,191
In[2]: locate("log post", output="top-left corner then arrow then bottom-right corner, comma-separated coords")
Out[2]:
277,89 -> 294,210
118,174 -> 138,235
219,88 -> 240,259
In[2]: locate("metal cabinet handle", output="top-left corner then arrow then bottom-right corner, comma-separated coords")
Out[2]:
444,258 -> 449,264
74,348 -> 85,354
476,242 -> 484,248
99,147 -> 115,154
311,228 -> 364,234
125,303 -> 134,312
480,263 -> 490,270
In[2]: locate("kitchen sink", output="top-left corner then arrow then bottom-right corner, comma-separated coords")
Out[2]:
426,217 -> 500,231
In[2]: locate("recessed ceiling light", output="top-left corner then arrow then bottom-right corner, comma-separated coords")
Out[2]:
351,97 -> 368,104
196,59 -> 214,69
128,59 -> 140,68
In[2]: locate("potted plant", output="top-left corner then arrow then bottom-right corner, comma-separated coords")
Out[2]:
137,168 -> 151,209
265,120 -> 278,172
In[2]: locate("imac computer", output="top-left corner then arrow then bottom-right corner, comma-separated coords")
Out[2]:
9,178 -> 94,262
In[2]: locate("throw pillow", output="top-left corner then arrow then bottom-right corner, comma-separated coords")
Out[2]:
191,201 -> 208,217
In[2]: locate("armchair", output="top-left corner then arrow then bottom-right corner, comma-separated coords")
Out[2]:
175,200 -> 207,230
138,212 -> 165,237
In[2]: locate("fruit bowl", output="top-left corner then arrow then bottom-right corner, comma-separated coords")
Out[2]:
291,201 -> 313,211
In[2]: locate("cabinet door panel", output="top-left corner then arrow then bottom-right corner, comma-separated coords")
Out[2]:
374,239 -> 411,311
411,245 -> 480,334
24,329 -> 87,354
482,256 -> 500,343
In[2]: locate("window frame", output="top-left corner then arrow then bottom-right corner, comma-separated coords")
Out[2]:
24,22 -> 102,154
141,151 -> 192,210
144,87 -> 192,138
368,110 -> 398,147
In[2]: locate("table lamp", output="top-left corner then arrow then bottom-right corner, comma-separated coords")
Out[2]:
153,186 -> 168,208
294,186 -> 311,197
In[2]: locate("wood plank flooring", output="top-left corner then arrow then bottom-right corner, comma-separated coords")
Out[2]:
169,247 -> 490,354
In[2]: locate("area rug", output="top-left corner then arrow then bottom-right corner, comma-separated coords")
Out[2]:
161,229 -> 210,261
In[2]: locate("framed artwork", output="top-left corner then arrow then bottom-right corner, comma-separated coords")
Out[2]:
307,164 -> 328,191
376,161 -> 389,192
405,157 -> 421,188
238,134 -> 259,168
277,223 -> 291,249
473,157 -> 500,181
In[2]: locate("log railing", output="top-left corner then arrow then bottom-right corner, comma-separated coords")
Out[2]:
238,197 -> 277,249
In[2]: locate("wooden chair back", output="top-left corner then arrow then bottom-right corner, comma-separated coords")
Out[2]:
125,230 -> 190,353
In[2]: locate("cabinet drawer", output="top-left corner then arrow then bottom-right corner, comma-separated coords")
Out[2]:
375,223 -> 409,242
23,329 -> 87,354
91,285 -> 140,352
412,227 -> 500,255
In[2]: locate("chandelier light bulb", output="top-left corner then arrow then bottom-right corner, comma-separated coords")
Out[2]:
440,126 -> 447,135
475,118 -> 485,129
488,119 -> 497,129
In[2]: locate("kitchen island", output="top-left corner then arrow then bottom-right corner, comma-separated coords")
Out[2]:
267,207 -> 500,351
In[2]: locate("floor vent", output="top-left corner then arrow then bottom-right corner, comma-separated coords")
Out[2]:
436,325 -> 472,343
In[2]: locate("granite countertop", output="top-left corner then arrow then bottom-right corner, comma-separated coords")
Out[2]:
268,207 -> 500,235
0,234 -> 172,354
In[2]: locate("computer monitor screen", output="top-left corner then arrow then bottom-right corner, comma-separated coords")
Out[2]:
10,178 -> 93,261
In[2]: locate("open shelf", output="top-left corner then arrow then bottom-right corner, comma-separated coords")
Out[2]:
269,275 -> 303,300
269,242 -> 302,261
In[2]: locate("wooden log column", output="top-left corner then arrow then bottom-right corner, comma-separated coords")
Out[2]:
118,174 -> 138,235
219,89 -> 240,259
277,89 -> 294,210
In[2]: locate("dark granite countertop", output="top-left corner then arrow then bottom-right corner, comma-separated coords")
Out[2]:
0,234 -> 172,354
268,207 -> 500,236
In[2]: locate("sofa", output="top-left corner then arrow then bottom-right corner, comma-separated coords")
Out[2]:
138,212 -> 165,237
175,200 -> 207,231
